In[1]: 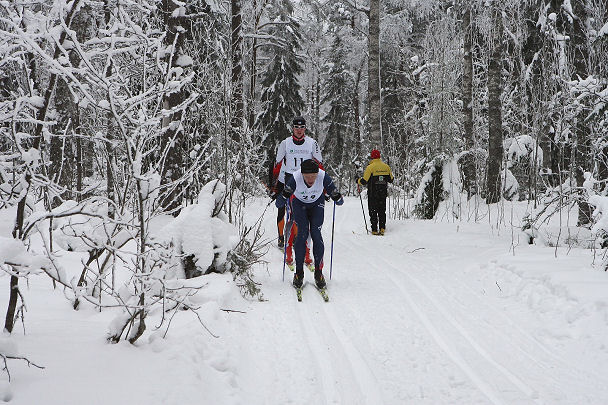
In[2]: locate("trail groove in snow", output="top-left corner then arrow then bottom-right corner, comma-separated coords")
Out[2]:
242,198 -> 608,405
378,254 -> 541,404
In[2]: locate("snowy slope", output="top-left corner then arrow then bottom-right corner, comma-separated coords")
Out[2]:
2,197 -> 608,404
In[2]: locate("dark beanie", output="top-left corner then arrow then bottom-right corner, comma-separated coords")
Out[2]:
301,159 -> 319,173
293,116 -> 306,126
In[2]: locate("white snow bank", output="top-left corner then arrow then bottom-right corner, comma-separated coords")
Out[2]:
150,180 -> 238,277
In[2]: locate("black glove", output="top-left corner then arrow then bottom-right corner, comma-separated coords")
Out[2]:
330,191 -> 342,202
269,192 -> 278,201
282,186 -> 293,199
324,193 -> 331,202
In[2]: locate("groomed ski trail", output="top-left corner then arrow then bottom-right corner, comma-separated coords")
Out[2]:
239,198 -> 608,405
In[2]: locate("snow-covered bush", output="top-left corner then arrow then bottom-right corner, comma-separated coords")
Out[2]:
502,168 -> 519,201
413,159 -> 443,219
151,180 -> 238,279
504,135 -> 543,200
589,195 -> 608,266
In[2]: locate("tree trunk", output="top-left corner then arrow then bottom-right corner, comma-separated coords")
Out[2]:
159,0 -> 188,215
571,0 -> 592,226
367,0 -> 381,148
231,0 -> 244,140
486,5 -> 503,204
32,0 -> 82,150
461,5 -> 476,197
104,0 -> 116,219
4,176 -> 29,333
354,67 -> 362,158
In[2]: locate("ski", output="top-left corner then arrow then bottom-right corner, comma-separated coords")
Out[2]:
314,284 -> 329,302
294,285 -> 303,301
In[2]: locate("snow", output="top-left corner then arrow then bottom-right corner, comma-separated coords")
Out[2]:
599,21 -> 608,38
506,134 -> 543,168
589,195 -> 608,235
175,54 -> 193,67
2,197 -> 608,404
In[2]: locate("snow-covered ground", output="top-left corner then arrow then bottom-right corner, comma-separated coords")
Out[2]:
2,197 -> 608,404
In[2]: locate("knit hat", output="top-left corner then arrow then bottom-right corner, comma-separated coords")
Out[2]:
371,149 -> 380,159
301,159 -> 319,174
293,116 -> 306,126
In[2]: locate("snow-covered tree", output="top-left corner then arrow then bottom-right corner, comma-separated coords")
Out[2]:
255,0 -> 305,177
322,33 -> 355,178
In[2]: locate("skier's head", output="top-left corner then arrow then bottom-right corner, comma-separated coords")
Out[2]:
292,116 -> 306,141
301,159 -> 319,186
370,149 -> 380,159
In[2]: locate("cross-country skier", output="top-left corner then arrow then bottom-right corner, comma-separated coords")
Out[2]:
270,116 -> 322,268
275,159 -> 343,289
356,149 -> 394,235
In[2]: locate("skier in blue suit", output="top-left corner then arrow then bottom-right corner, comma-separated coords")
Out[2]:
276,159 -> 344,289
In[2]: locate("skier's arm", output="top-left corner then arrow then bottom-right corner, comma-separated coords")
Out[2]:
323,174 -> 343,205
269,161 -> 283,197
275,140 -> 286,165
275,176 -> 296,208
358,164 -> 373,186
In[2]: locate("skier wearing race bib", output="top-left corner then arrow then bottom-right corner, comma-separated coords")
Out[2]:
270,116 -> 322,267
275,159 -> 343,289
357,149 -> 394,235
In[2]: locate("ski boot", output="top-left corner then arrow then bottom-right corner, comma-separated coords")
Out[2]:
293,272 -> 304,289
379,228 -> 385,236
314,270 -> 326,289
278,235 -> 284,248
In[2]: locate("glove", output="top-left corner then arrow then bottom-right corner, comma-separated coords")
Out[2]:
282,186 -> 293,199
269,191 -> 278,201
324,193 -> 331,202
330,191 -> 344,206
357,184 -> 361,194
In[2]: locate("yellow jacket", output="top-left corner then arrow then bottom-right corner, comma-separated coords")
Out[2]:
358,159 -> 393,194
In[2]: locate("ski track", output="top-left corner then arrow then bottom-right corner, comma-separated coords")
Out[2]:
335,238 -> 491,403
376,254 -> 539,405
312,287 -> 386,405
352,228 -> 608,404
295,289 -> 340,405
405,252 -> 608,402
253,200 -> 608,404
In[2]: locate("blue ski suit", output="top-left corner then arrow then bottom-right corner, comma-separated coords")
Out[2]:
276,169 -> 343,274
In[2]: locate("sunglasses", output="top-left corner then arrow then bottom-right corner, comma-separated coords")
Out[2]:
293,125 -> 306,129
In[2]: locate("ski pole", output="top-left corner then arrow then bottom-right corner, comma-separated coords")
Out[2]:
358,190 -> 369,234
330,201 -> 336,280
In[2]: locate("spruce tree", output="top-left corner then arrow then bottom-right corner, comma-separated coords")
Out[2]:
322,33 -> 354,173
255,1 -> 305,183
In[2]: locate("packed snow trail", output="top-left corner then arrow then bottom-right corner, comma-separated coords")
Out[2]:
238,198 -> 608,405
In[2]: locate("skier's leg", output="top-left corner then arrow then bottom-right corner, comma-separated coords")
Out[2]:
308,202 -> 325,271
378,196 -> 387,230
368,195 -> 378,232
277,206 -> 285,246
309,202 -> 327,287
305,233 -> 313,265
291,200 -> 310,274
284,221 -> 294,263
